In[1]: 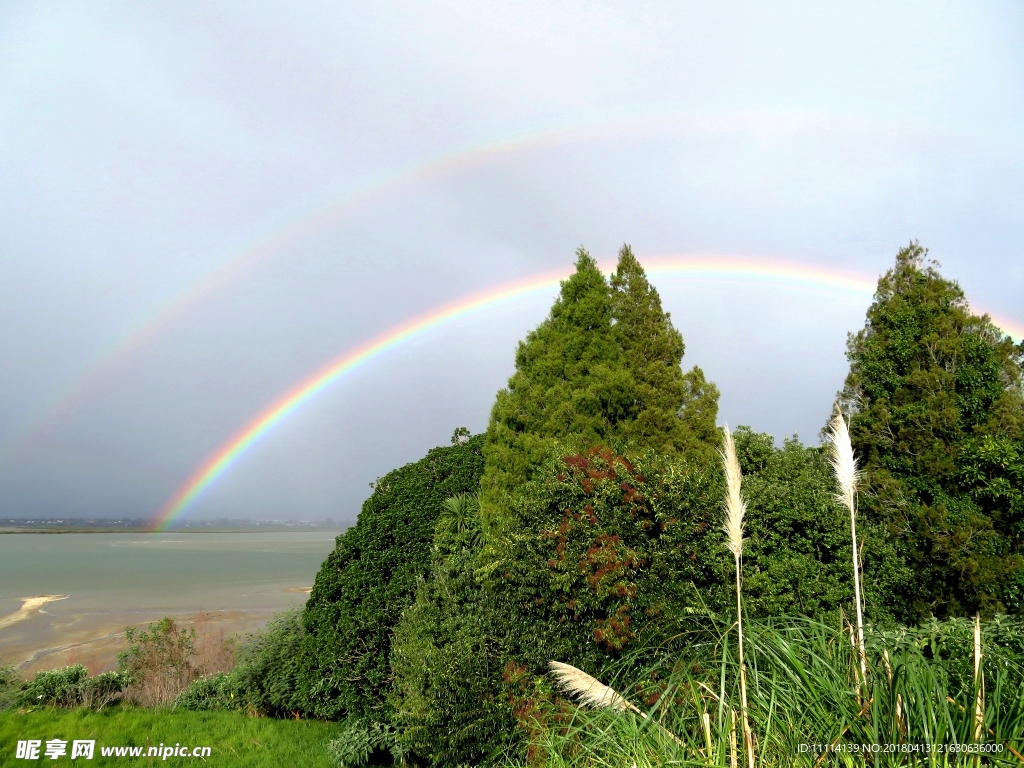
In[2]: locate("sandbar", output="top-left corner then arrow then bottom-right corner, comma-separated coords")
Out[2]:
0,595 -> 68,632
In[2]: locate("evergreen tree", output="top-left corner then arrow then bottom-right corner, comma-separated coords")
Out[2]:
391,246 -> 722,765
840,243 -> 1024,619
610,246 -> 720,459
483,245 -> 719,504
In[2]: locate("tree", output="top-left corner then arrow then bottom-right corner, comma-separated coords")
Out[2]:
482,245 -> 719,505
392,246 -> 722,765
299,435 -> 485,719
840,243 -> 1024,619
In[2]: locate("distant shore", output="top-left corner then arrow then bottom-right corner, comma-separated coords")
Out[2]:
0,528 -> 347,535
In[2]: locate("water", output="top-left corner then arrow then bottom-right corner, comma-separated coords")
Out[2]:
0,532 -> 340,673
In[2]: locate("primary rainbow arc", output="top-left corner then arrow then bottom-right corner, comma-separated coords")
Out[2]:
149,255 -> 1024,530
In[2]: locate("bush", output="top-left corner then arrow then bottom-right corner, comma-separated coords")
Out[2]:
118,616 -> 234,707
172,671 -> 238,712
13,665 -> 129,710
1,664 -> 24,710
233,607 -> 306,717
391,443 -> 726,766
16,665 -> 88,708
300,433 -> 485,720
173,608 -> 308,715
390,498 -> 512,767
325,718 -> 406,767
80,670 -> 130,709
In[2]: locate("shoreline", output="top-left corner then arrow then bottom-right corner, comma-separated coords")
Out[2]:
5,607 -> 301,675
0,529 -> 346,535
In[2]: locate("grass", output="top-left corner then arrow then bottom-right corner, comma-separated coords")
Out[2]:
0,705 -> 339,766
518,616 -> 1024,767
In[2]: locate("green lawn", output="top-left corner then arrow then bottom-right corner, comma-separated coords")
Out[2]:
0,707 -> 338,766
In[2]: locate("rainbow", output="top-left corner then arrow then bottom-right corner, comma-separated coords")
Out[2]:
1,109 -> 859,465
149,255 -> 1024,530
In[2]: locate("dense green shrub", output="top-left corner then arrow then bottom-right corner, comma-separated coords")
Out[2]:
485,446 -> 723,670
391,444 -> 726,766
300,433 -> 486,720
325,718 -> 406,767
12,665 -> 128,709
15,665 -> 88,708
4,664 -> 127,710
390,495 -> 512,766
233,607 -> 306,716
174,607 -> 307,715
172,671 -> 238,712
841,243 -> 1024,619
80,670 -> 130,708
732,427 -> 907,624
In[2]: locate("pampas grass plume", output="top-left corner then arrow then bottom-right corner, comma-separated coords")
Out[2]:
828,404 -> 868,688
827,407 -> 859,513
548,661 -> 639,714
721,426 -> 745,559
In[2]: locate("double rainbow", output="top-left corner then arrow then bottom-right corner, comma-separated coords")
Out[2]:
149,256 -> 1023,530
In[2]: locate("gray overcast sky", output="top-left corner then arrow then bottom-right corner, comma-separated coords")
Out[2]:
1,1 -> 1022,523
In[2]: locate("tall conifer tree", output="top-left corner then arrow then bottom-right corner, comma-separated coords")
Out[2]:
483,245 -> 719,507
611,245 -> 719,459
840,243 -> 1024,618
392,246 -> 723,766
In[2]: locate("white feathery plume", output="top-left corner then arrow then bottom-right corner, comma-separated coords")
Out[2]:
548,661 -> 639,714
828,406 -> 859,515
549,661 -> 686,748
720,426 -> 754,768
827,405 -> 867,687
721,426 -> 746,559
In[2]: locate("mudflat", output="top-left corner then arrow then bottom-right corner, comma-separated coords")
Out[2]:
0,532 -> 339,675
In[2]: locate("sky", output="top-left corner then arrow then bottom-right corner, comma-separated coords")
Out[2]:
1,1 -> 1022,524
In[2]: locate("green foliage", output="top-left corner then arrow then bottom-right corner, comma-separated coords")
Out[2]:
391,444 -> 725,766
300,434 -> 485,720
486,446 -> 722,668
841,242 -> 1024,619
80,671 -> 131,708
524,615 -> 1024,767
391,248 -> 723,765
233,607 -> 306,717
874,614 -> 1024,694
118,617 -> 197,695
0,706 -> 340,767
731,426 -> 907,624
482,246 -> 719,503
0,664 -> 22,710
15,665 -> 88,708
390,494 -> 512,767
10,665 -> 128,710
325,718 -> 406,767
173,672 -> 238,712
174,607 -> 306,715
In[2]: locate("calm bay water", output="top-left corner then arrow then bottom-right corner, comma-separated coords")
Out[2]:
0,532 -> 340,672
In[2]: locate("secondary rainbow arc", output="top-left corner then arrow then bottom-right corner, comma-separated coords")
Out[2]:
149,256 -> 1024,530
